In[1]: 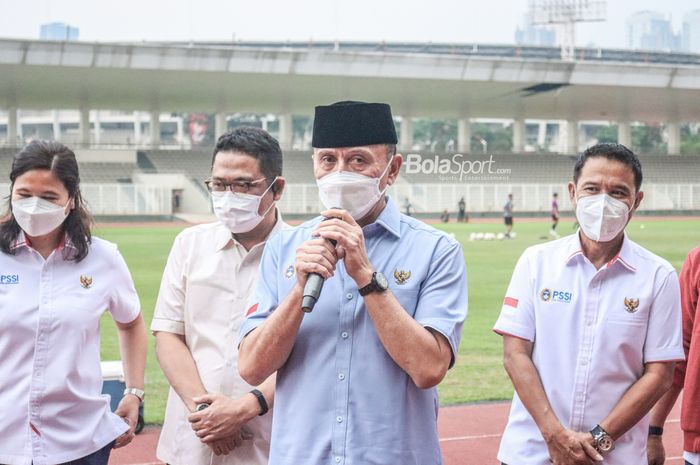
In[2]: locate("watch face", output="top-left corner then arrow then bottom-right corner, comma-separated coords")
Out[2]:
375,272 -> 389,290
598,435 -> 614,452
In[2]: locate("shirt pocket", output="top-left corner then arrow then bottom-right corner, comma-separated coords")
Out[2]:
604,296 -> 650,326
392,289 -> 419,317
603,300 -> 649,356
600,316 -> 647,366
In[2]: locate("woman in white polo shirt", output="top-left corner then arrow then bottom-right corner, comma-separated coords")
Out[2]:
0,140 -> 147,465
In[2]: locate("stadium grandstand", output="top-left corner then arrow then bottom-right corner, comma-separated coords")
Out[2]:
1,39 -> 699,218
2,146 -> 697,218
161,40 -> 700,66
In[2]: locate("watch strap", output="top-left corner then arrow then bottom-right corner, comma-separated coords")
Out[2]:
123,387 -> 145,402
359,272 -> 389,296
250,389 -> 269,416
649,425 -> 664,436
359,272 -> 378,296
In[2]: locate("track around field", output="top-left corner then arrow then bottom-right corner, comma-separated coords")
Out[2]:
110,399 -> 684,465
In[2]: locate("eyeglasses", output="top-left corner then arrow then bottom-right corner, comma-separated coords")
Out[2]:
204,177 -> 274,194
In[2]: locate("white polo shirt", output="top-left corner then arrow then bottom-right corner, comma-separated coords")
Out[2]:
0,233 -> 140,465
494,232 -> 684,465
151,217 -> 288,465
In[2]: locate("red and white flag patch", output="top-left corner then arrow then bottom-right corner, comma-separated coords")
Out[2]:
245,303 -> 259,317
503,296 -> 519,309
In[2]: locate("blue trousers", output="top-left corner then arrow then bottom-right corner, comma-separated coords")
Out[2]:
58,441 -> 115,465
2,441 -> 117,465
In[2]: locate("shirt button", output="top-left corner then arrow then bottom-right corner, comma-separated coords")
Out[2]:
581,360 -> 588,366
345,293 -> 353,300
341,332 -> 349,339
336,416 -> 343,423
335,458 -> 342,463
338,373 -> 345,380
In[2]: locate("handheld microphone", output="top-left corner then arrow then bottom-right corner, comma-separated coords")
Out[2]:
301,213 -> 339,313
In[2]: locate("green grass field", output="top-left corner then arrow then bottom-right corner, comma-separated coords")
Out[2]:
96,218 -> 700,424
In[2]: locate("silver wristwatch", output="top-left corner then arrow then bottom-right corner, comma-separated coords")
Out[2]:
123,387 -> 145,403
590,424 -> 614,454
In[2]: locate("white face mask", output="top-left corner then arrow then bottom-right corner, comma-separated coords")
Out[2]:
316,160 -> 392,220
211,178 -> 277,233
575,193 -> 631,242
12,196 -> 70,237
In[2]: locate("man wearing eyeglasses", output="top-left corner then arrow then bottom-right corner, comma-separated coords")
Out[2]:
151,127 -> 288,464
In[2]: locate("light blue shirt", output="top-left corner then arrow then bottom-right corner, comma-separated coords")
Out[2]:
239,197 -> 468,465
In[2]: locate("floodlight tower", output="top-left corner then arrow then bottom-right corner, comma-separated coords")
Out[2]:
528,0 -> 606,60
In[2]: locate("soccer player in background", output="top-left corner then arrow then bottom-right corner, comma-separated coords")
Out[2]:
550,192 -> 560,238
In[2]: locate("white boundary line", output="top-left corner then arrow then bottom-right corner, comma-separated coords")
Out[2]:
123,416 -> 685,464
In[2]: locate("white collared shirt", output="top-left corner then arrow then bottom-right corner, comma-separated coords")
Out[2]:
0,234 -> 141,465
151,217 -> 288,465
494,232 -> 684,465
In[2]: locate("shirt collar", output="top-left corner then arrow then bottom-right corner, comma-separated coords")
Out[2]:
216,209 -> 286,251
11,231 -> 74,251
10,231 -> 28,250
608,233 -> 637,271
564,230 -> 637,272
361,195 -> 401,239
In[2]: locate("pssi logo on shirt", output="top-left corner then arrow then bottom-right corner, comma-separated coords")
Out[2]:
0,274 -> 19,284
540,288 -> 572,303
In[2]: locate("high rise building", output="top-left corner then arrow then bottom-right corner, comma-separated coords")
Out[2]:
515,24 -> 556,47
682,10 -> 700,53
40,22 -> 79,41
626,11 -> 678,51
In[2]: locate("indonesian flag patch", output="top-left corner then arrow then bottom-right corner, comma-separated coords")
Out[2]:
503,296 -> 519,309
245,303 -> 259,317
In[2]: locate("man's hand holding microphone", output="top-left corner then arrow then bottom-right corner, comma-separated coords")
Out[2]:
296,209 -> 374,312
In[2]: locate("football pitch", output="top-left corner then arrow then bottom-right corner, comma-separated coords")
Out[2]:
96,218 -> 700,424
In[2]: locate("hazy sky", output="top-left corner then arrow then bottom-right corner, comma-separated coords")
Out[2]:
0,0 -> 698,48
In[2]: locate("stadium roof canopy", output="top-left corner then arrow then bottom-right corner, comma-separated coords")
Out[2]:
1,39 -> 699,122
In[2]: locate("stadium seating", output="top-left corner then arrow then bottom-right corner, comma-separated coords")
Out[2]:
0,148 -> 138,184
281,151 -> 315,183
0,146 -> 697,214
77,162 -> 137,183
0,148 -> 15,181
140,150 -> 212,184
399,153 -> 700,184
3,147 -> 696,187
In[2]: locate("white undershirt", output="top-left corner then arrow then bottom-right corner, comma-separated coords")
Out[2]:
684,451 -> 700,465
